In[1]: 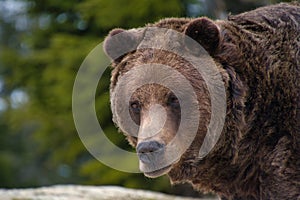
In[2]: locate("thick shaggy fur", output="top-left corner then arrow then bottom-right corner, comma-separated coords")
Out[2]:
105,3 -> 300,200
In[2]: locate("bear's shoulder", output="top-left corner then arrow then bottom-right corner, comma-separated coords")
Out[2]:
228,2 -> 300,30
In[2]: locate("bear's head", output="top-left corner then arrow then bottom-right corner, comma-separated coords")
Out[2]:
103,18 -> 225,179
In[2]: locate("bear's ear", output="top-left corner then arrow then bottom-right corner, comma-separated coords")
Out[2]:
184,17 -> 221,55
103,28 -> 144,64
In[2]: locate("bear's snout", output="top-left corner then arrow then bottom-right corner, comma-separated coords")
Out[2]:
137,140 -> 165,164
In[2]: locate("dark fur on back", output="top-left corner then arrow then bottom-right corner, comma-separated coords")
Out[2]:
107,3 -> 300,200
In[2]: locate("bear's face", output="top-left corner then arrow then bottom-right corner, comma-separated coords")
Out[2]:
109,49 -> 210,178
104,18 -> 222,178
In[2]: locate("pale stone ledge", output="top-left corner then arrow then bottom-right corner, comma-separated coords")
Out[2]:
0,185 -> 218,200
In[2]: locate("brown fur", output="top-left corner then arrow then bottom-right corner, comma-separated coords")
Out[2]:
105,3 -> 300,200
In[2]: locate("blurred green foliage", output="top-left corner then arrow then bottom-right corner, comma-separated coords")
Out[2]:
0,0 -> 296,197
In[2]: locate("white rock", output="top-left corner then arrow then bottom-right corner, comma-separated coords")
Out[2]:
0,185 -> 217,200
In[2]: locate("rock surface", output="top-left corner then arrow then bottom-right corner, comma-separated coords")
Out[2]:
0,185 -> 218,200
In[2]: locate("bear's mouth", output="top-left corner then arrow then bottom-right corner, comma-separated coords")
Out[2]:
143,164 -> 172,178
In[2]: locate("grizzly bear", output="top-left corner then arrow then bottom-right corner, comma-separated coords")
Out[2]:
104,3 -> 300,200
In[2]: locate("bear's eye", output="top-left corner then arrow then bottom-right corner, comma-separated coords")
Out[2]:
168,95 -> 180,107
130,101 -> 141,114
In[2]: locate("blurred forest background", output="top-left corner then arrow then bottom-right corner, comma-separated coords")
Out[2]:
0,0 -> 295,197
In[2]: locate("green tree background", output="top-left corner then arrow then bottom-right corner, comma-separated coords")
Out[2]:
0,0 -> 295,197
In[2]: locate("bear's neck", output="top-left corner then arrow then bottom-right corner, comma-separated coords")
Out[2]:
168,28 -> 262,198
168,71 -> 258,198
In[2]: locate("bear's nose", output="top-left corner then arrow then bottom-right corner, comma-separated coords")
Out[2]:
137,141 -> 165,163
